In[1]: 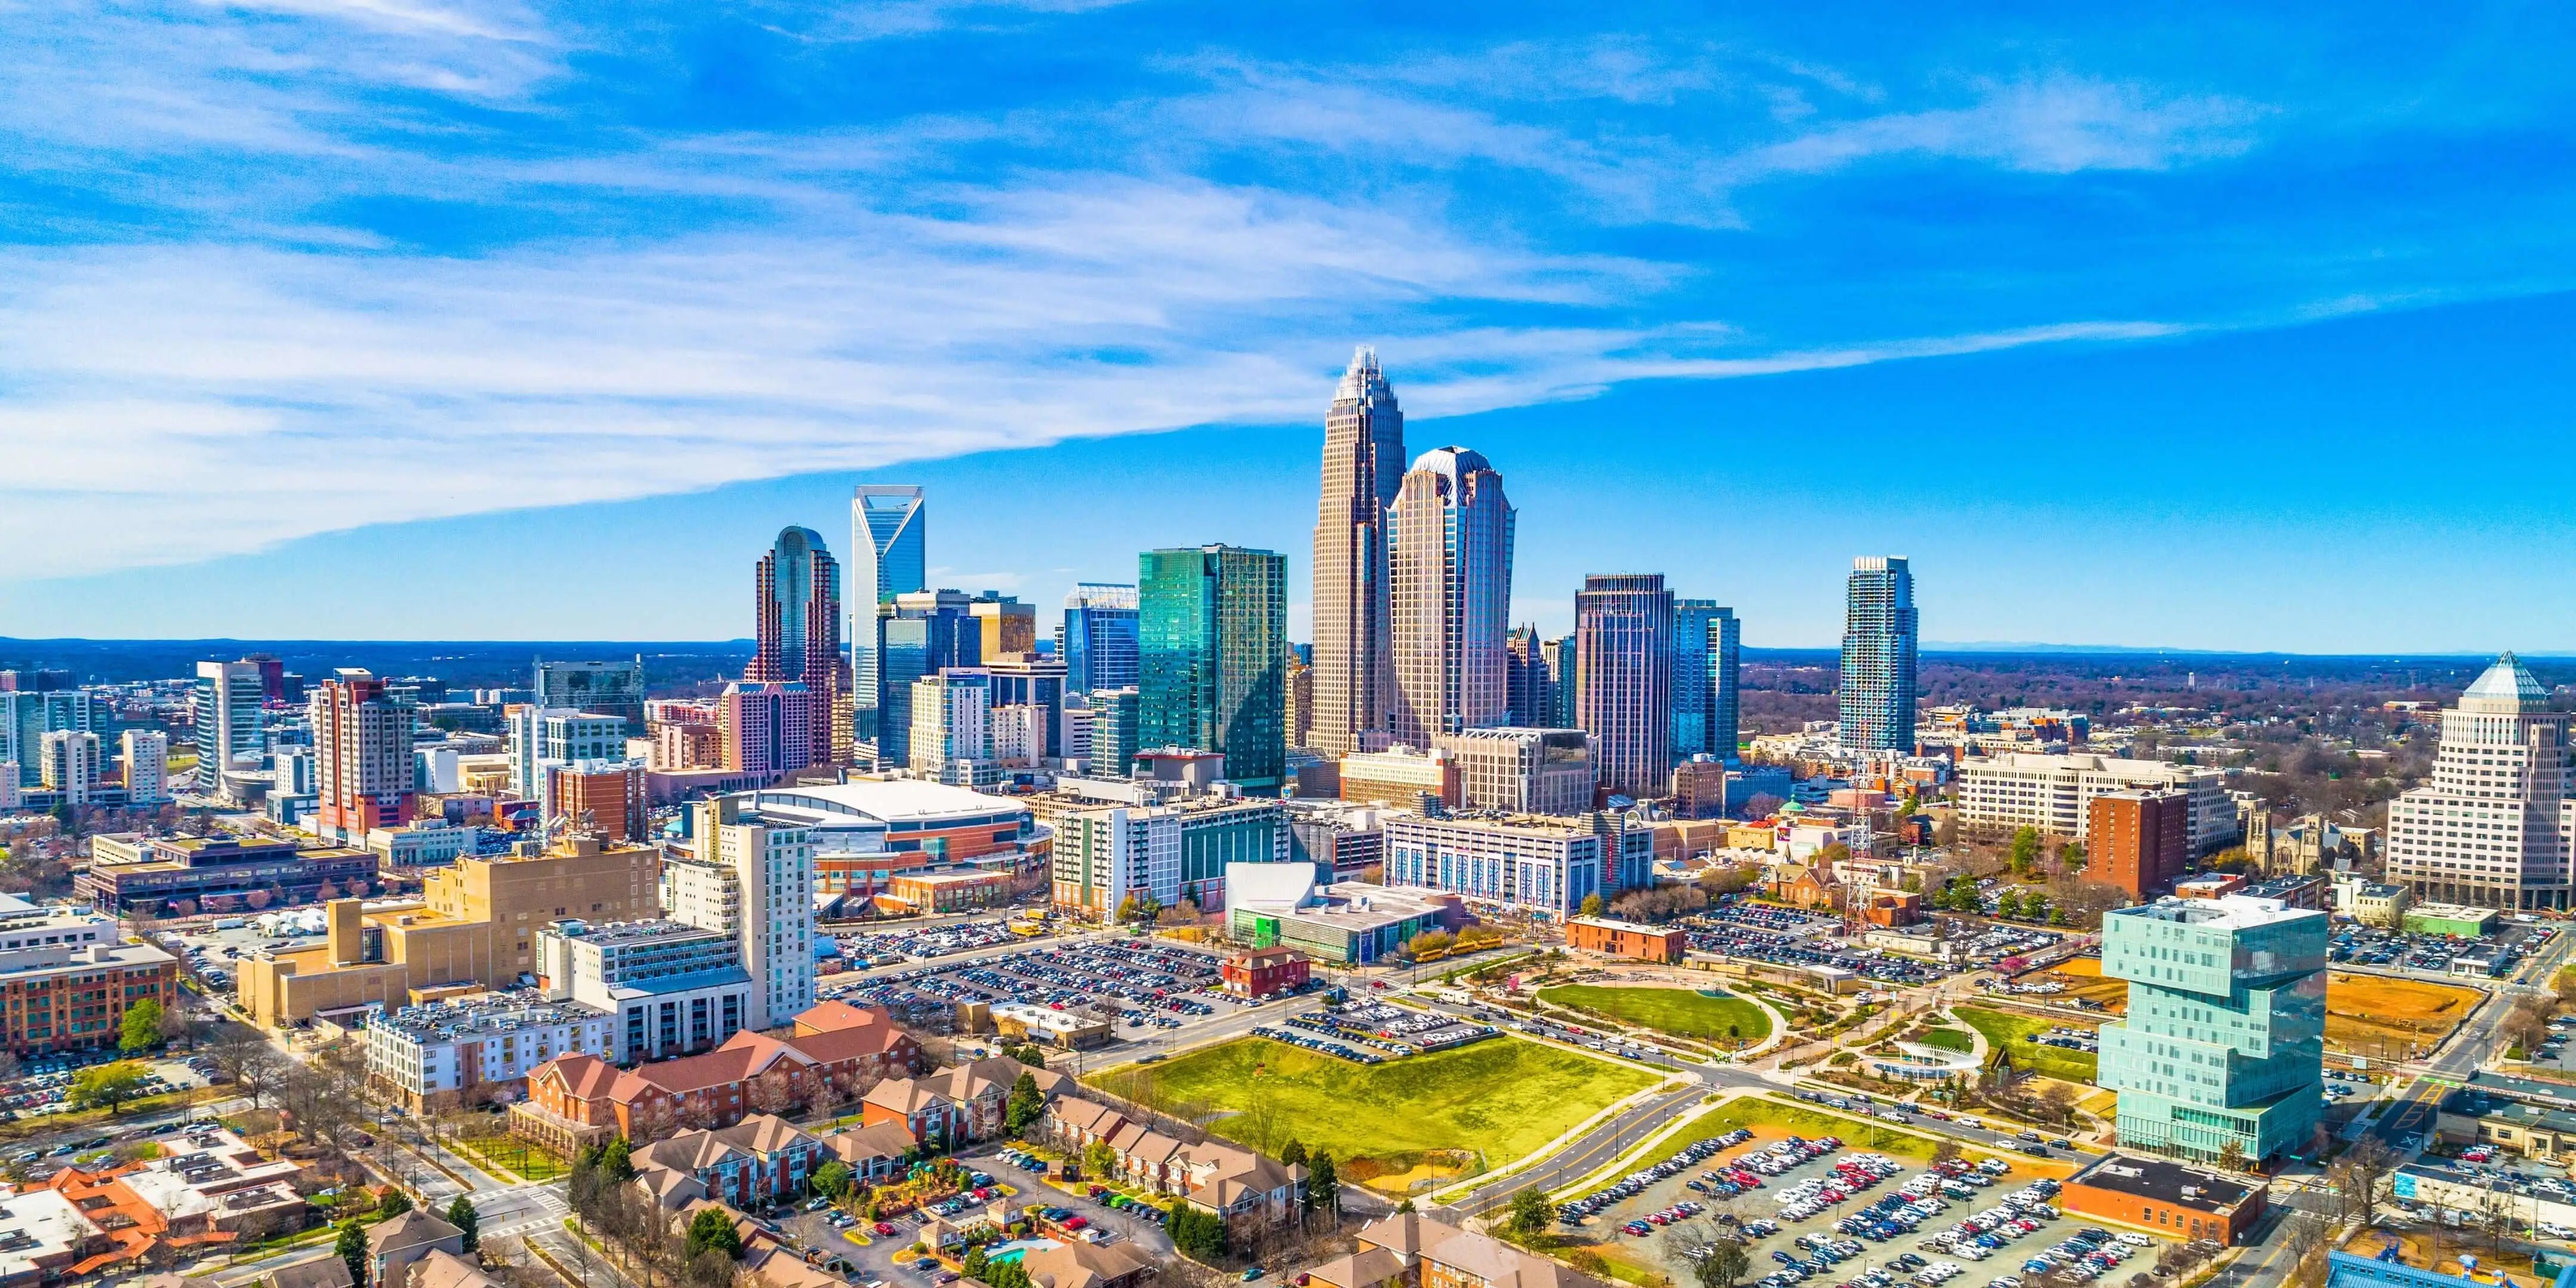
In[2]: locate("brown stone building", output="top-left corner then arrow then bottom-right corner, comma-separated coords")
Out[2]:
2089,790 -> 2190,899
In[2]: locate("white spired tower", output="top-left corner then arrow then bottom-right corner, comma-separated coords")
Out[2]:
2385,652 -> 2576,912
1388,446 -> 1514,746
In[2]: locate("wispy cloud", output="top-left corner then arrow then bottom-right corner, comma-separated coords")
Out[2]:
1728,75 -> 2272,178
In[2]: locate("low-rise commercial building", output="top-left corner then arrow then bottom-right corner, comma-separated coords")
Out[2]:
1565,916 -> 1685,963
0,894 -> 177,1055
1224,862 -> 1462,965
366,823 -> 481,869
2434,1087 -> 2576,1161
1220,946 -> 1311,998
361,995 -> 619,1113
2060,1152 -> 2264,1244
2405,904 -> 2499,938
885,869 -> 1014,914
77,835 -> 379,916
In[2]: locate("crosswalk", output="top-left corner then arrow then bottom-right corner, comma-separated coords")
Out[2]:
478,1185 -> 572,1240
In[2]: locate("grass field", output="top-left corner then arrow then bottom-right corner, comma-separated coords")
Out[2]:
1953,1006 -> 2099,1083
1093,1035 -> 1660,1179
1917,1027 -> 1974,1053
2325,972 -> 2484,1057
1538,984 -> 1774,1045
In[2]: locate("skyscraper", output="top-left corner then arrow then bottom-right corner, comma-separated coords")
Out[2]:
1389,446 -> 1514,747
2,688 -> 108,790
1310,346 -> 1405,759
532,658 -> 646,737
311,668 -> 417,844
2100,895 -> 2326,1164
849,485 -> 928,749
1672,600 -> 1742,763
38,731 -> 101,806
909,670 -> 994,786
747,527 -> 842,769
1061,583 -> 1141,694
675,796 -> 816,1031
1541,634 -> 1578,728
719,681 -> 815,780
121,731 -> 168,805
1838,556 -> 1919,753
1574,574 -> 1674,800
193,660 -> 265,797
2385,652 -> 2575,910
969,592 -> 1036,659
1140,545 -> 1288,794
863,590 -> 980,767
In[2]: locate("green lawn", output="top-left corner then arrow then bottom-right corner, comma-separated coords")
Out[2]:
1092,1035 -> 1658,1171
1917,1027 -> 1974,1053
1953,1006 -> 2098,1083
1536,984 -> 1773,1046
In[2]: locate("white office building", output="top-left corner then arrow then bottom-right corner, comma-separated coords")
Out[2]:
533,918 -> 755,1061
1955,751 -> 2237,853
1380,812 -> 1624,918
121,731 -> 168,806
507,707 -> 628,804
2385,653 -> 2576,912
38,731 -> 101,806
671,795 -> 815,1030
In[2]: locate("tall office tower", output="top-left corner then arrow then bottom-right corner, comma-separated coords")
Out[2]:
509,707 -> 629,803
1504,627 -> 1553,729
38,731 -> 101,806
1671,601 -> 1743,762
1,688 -> 108,790
2100,895 -> 2326,1164
121,731 -> 168,805
1541,635 -> 1578,728
1140,545 -> 1289,794
1837,556 -> 1919,753
718,681 -> 815,780
909,670 -> 995,786
193,660 -> 266,796
1574,574 -> 1674,800
1283,655 -> 1313,751
2385,652 -> 2576,910
311,669 -> 418,844
747,527 -> 843,768
1388,446 -> 1514,747
865,590 -> 981,767
969,592 -> 1036,659
984,653 -> 1067,760
1062,584 -> 1141,694
531,657 -> 646,737
849,486 -> 928,745
1089,688 -> 1142,777
675,796 -> 815,1030
1310,345 -> 1405,759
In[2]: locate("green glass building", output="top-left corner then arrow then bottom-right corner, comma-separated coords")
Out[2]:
1138,545 -> 1288,794
2099,894 -> 2328,1164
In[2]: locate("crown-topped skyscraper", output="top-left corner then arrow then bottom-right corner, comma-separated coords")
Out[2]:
1310,346 -> 1406,759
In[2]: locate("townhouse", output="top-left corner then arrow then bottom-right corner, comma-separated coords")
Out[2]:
633,1115 -> 832,1210
859,1056 -> 1067,1145
1038,1093 -> 1305,1228
1300,1212 -> 1609,1288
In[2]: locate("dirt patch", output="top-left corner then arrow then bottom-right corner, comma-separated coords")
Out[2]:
2325,972 -> 2485,1058
2022,957 -> 2129,1016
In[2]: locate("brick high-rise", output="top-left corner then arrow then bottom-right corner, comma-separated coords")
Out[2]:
1310,347 -> 1404,759
312,669 -> 416,845
2090,790 -> 2190,898
747,526 -> 842,769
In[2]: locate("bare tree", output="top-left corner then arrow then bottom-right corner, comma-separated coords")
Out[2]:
2332,1136 -> 2396,1228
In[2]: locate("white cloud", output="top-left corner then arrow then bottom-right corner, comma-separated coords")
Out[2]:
1732,75 -> 2270,178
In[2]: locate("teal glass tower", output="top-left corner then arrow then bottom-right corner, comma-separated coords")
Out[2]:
1138,545 -> 1288,794
2098,895 -> 2328,1164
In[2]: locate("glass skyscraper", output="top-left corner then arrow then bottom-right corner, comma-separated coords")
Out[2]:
867,590 -> 979,768
1310,347 -> 1404,759
1672,600 -> 1741,763
2098,895 -> 2328,1164
1139,545 -> 1287,794
748,527 -> 842,769
849,485 -> 927,747
1573,574 -> 1673,800
1837,555 -> 1919,753
1061,582 -> 1141,695
1389,446 -> 1513,745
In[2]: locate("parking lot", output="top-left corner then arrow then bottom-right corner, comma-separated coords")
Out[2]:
835,917 -> 1048,967
0,1052 -> 209,1124
1568,1124 -> 2138,1288
2332,923 -> 2553,979
1681,903 -> 2061,989
824,936 -> 1257,1040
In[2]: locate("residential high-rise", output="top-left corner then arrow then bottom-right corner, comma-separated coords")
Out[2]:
542,761 -> 649,843
2385,652 -> 2575,911
1283,656 -> 1313,751
1389,446 -> 1514,747
121,731 -> 168,805
1061,584 -> 1140,695
1573,574 -> 1674,800
532,658 -> 646,737
3,688 -> 109,790
1310,346 -> 1405,759
983,653 -> 1067,760
1672,601 -> 1741,763
2099,895 -> 2326,1164
863,590 -> 980,767
1089,688 -> 1142,777
910,670 -> 996,787
672,796 -> 815,1032
746,527 -> 842,769
2090,790 -> 2191,899
508,708 -> 627,804
968,593 -> 1036,659
1505,627 -> 1557,730
1838,557 -> 1919,753
311,669 -> 418,845
1140,545 -> 1289,794
849,486 -> 928,748
39,731 -> 101,806
193,660 -> 266,796
718,681 -> 815,780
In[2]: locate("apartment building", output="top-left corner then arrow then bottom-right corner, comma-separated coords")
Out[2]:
1049,795 -> 1287,916
512,1001 -> 921,1150
0,894 -> 177,1055
1039,1093 -> 1305,1226
1299,1212 -> 1610,1288
533,918 -> 755,1063
1955,752 -> 2236,853
860,1055 -> 1067,1144
360,996 -> 618,1113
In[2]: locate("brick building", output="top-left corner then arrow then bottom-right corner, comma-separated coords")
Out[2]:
632,1114 -> 829,1209
2089,790 -> 2191,899
0,895 -> 178,1055
2059,1152 -> 2265,1245
859,1055 -> 1066,1144
1220,947 -> 1311,1000
78,835 -> 379,916
1564,916 -> 1686,963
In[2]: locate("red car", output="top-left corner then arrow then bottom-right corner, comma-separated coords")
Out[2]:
875,1224 -> 897,1237
1064,1217 -> 1089,1231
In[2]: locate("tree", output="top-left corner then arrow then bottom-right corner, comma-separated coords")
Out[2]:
446,1195 -> 480,1254
1696,1241 -> 1752,1288
1995,890 -> 2023,920
1307,1150 -> 1339,1215
158,1000 -> 201,1051
335,1220 -> 368,1288
1507,1187 -> 1550,1238
208,1026 -> 288,1108
1279,1138 -> 1306,1169
378,1188 -> 413,1218
963,1248 -> 990,1281
1929,1138 -> 1962,1167
2329,1136 -> 2395,1227
1579,893 -> 1605,918
1083,1141 -> 1120,1181
1006,1071 -> 1045,1138
685,1208 -> 743,1260
813,1160 -> 853,1199
601,1135 -> 637,1182
119,999 -> 164,1055
2216,1140 -> 2248,1175
70,1061 -> 148,1114
2009,827 -> 2042,877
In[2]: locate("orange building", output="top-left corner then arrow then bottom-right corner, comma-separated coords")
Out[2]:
885,869 -> 1014,913
513,1001 -> 922,1150
1859,890 -> 1923,927
1566,916 -> 1686,963
2089,790 -> 2190,898
545,761 -> 649,842
2061,1153 -> 2264,1244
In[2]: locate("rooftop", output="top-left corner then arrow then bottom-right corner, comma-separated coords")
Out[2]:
2109,894 -> 2321,931
745,780 -> 1030,825
546,918 -> 726,948
2460,653 -> 2549,714
372,995 -> 606,1042
1569,915 -> 1680,936
2067,1152 -> 2259,1213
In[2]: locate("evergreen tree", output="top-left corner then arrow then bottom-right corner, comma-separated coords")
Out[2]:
601,1135 -> 636,1182
335,1220 -> 367,1288
686,1208 -> 743,1259
377,1189 -> 413,1218
445,1195 -> 480,1254
1306,1151 -> 1338,1215
1005,1072 -> 1044,1138
1279,1138 -> 1306,1169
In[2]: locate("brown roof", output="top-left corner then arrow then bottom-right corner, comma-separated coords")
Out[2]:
614,1036 -> 804,1099
537,1053 -> 621,1101
823,1120 -> 920,1166
1352,1214 -> 1608,1288
266,1257 -> 356,1288
1304,1246 -> 1406,1288
406,1249 -> 499,1288
1020,1240 -> 1154,1288
780,1022 -> 914,1066
792,1000 -> 892,1034
367,1210 -> 463,1254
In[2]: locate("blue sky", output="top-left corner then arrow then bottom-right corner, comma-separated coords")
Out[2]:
5,1 -> 2575,650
